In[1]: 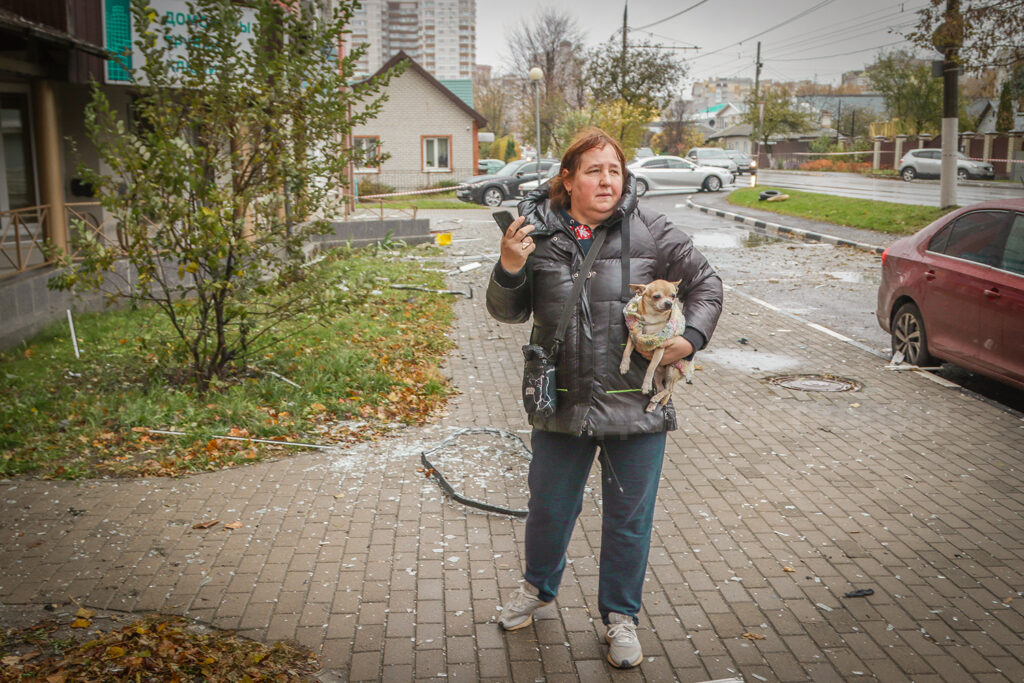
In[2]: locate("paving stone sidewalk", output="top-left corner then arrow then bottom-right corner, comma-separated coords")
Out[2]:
2,211 -> 1024,681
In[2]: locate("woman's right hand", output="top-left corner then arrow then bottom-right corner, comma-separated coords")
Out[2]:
499,216 -> 536,275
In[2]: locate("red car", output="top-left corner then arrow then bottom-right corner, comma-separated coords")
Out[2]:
877,199 -> 1024,391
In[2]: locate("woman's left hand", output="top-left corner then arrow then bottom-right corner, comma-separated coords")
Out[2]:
638,337 -> 693,365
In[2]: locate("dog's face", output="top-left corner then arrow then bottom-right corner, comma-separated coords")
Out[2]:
629,280 -> 681,318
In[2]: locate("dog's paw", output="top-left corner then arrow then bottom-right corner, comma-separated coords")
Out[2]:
645,400 -> 658,413
619,361 -> 630,375
641,381 -> 653,394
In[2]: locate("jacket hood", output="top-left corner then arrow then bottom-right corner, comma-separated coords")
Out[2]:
517,173 -> 639,236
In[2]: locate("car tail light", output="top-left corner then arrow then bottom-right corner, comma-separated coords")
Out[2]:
881,247 -> 889,266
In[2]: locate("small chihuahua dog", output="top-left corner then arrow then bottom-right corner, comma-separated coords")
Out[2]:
619,279 -> 694,412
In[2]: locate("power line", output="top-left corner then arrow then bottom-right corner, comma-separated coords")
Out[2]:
692,0 -> 841,61
759,1 -> 928,54
772,39 -> 910,61
631,0 -> 710,31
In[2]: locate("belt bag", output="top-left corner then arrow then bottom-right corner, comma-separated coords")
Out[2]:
522,229 -> 608,418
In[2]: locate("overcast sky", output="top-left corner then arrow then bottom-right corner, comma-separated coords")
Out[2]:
475,0 -> 935,89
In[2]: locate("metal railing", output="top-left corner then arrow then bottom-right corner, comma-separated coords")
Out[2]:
0,202 -> 116,280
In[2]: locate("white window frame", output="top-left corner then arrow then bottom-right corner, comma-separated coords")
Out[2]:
353,135 -> 381,174
422,135 -> 451,172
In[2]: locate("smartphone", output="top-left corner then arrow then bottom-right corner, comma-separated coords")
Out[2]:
493,210 -> 516,235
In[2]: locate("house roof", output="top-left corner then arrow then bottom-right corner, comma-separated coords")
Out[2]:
370,51 -> 486,127
698,103 -> 730,115
706,123 -> 753,139
0,8 -> 107,57
439,79 -> 473,108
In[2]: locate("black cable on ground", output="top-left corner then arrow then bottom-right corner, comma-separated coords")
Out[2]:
420,427 -> 531,517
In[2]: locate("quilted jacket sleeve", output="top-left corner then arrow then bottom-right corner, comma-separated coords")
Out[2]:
486,261 -> 533,324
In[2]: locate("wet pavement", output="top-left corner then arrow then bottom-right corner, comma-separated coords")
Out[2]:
1,206 -> 1023,681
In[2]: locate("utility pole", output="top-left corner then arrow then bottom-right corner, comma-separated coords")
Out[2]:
753,41 -> 763,172
621,2 -> 628,96
938,0 -> 961,208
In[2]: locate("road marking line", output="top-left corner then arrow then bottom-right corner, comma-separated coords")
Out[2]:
807,322 -> 857,343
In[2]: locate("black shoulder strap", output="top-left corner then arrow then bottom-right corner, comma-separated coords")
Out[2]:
619,221 -> 631,302
552,228 -> 608,353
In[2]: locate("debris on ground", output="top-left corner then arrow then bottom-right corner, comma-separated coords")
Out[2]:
0,613 -> 319,681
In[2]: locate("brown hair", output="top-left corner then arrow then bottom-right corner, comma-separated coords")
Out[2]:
549,127 -> 627,210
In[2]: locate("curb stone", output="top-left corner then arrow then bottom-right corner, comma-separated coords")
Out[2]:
686,198 -> 887,254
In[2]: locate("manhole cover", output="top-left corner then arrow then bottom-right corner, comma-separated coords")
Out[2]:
768,374 -> 861,392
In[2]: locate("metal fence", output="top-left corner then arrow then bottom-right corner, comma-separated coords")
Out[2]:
352,167 -> 477,197
0,202 -> 118,280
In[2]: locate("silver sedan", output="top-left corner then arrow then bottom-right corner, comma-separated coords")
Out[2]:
627,156 -> 734,196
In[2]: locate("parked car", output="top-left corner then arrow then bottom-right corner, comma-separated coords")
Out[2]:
627,156 -> 733,195
456,158 -> 559,207
723,149 -> 755,174
877,199 -> 1024,390
686,147 -> 738,176
514,162 -> 561,198
477,158 -> 506,175
898,149 -> 995,182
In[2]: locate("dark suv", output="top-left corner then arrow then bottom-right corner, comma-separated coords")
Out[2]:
456,159 -> 559,207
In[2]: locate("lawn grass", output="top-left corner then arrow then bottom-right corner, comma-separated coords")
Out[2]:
728,186 -> 957,235
358,190 -> 481,210
0,243 -> 455,479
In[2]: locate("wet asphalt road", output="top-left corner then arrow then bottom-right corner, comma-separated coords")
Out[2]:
644,194 -> 1024,414
755,170 -> 1023,207
647,193 -> 889,351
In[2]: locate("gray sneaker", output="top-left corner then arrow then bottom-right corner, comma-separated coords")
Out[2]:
498,582 -> 549,631
605,613 -> 643,668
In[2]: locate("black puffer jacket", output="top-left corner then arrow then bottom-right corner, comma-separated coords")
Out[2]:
486,176 -> 723,436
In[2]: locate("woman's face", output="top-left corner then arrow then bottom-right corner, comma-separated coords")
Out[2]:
562,144 -> 623,225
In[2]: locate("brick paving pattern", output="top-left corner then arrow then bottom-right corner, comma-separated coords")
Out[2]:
2,211 -> 1023,681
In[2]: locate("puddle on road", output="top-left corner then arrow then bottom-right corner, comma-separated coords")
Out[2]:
827,270 -> 880,285
700,347 -> 805,373
692,229 -> 777,250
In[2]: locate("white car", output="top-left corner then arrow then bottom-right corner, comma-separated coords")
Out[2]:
627,156 -> 734,195
515,163 -> 561,198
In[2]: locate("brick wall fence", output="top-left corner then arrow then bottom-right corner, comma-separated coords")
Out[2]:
754,132 -> 1024,180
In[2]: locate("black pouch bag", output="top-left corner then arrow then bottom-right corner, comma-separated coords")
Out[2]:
522,344 -> 557,418
519,229 -> 606,419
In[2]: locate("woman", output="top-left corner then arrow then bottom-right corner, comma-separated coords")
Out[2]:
486,128 -> 723,669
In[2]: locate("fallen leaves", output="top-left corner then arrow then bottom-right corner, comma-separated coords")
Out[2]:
1,614 -> 319,680
224,520 -> 243,530
743,632 -> 767,640
191,519 -> 219,530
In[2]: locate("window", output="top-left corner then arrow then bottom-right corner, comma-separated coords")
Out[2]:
422,135 -> 451,171
936,211 -> 1011,267
0,93 -> 36,211
1000,214 -> 1024,276
353,136 -> 381,173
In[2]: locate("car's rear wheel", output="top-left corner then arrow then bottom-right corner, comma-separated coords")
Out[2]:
636,178 -> 649,196
957,168 -> 968,181
901,167 -> 917,182
891,302 -> 933,366
483,187 -> 504,207
703,175 -> 722,192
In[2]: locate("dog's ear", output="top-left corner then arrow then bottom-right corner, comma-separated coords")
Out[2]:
628,283 -> 647,295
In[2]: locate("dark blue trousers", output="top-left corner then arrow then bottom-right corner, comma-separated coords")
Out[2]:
523,429 -> 666,625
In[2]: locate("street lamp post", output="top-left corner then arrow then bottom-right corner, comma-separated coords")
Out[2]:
529,67 -> 543,162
